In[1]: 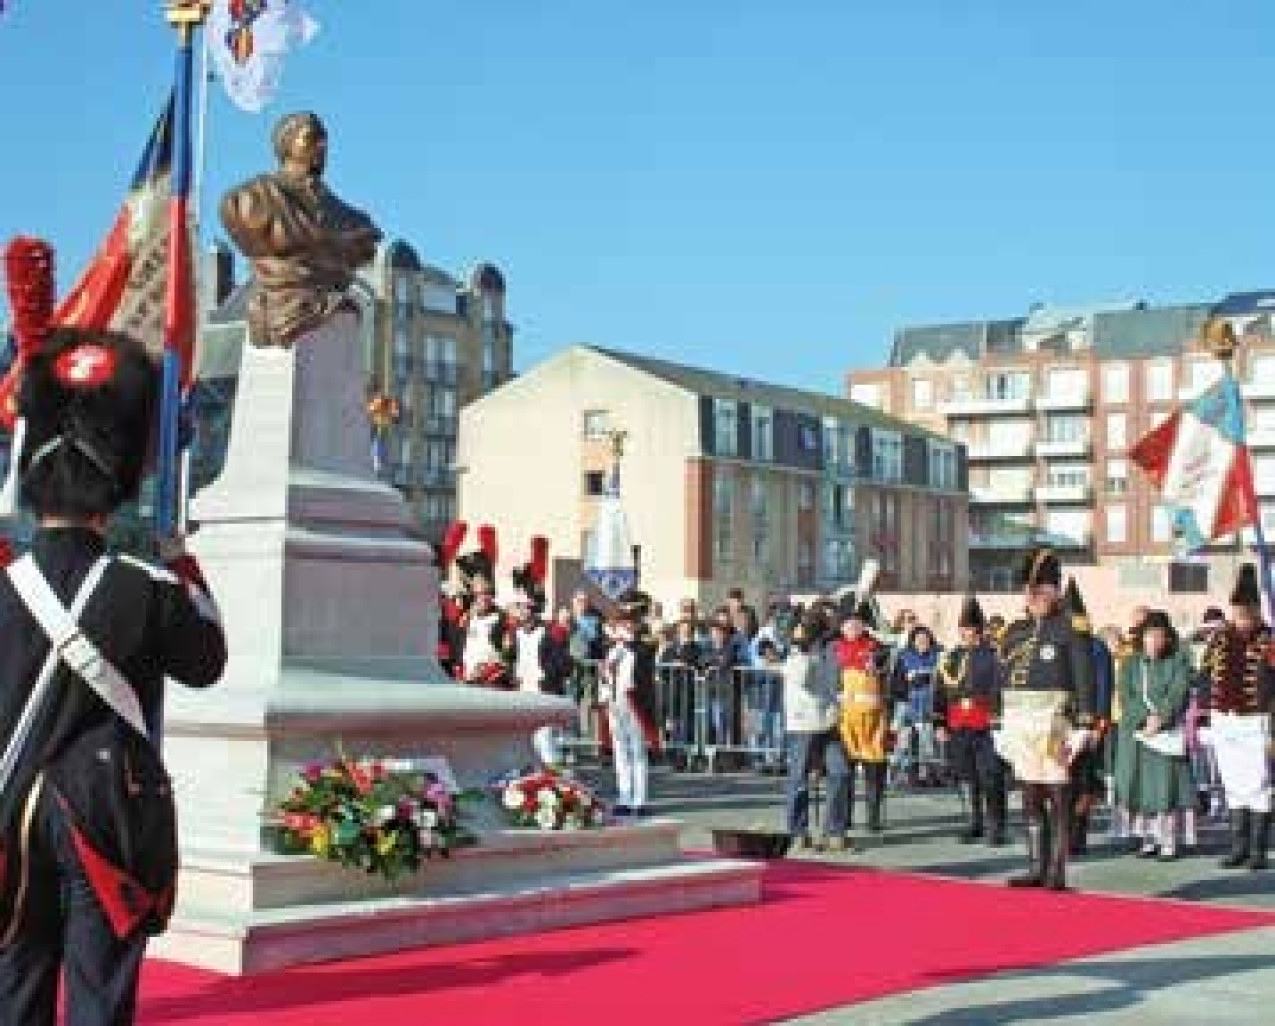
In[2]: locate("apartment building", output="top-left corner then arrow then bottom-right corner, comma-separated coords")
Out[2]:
847,296 -> 1275,594
458,346 -> 969,610
193,239 -> 514,544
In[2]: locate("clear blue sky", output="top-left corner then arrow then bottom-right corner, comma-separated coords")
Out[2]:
2,1 -> 1273,391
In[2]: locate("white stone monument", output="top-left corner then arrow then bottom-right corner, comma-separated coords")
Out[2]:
154,311 -> 761,974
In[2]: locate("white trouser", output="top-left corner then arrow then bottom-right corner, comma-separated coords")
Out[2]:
608,703 -> 648,810
1210,713 -> 1272,813
533,725 -> 562,767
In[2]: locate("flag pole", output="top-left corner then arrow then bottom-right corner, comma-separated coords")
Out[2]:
158,1 -> 208,541
1209,318 -> 1275,625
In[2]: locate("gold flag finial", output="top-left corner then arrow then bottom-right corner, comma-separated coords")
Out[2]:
1202,315 -> 1237,362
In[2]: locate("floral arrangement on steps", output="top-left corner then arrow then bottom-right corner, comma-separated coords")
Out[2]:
272,756 -> 480,881
494,769 -> 606,830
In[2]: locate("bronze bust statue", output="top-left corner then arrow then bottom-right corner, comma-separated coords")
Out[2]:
220,111 -> 382,347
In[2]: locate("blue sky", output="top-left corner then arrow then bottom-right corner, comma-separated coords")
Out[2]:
1,1 -> 1273,391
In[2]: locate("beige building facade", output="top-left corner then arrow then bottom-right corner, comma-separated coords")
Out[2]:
459,347 -> 969,613
847,296 -> 1275,597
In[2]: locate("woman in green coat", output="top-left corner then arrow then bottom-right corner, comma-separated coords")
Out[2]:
1113,610 -> 1197,861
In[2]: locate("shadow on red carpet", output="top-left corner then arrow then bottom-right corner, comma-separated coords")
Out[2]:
139,861 -> 1274,1026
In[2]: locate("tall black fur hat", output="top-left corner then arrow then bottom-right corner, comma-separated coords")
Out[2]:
1020,546 -> 1062,589
1230,563 -> 1261,608
16,328 -> 156,518
1063,577 -> 1090,633
958,593 -> 985,632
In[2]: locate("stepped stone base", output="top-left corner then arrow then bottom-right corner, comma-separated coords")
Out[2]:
152,821 -> 763,975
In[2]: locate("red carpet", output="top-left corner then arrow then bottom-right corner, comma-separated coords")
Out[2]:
139,862 -> 1273,1026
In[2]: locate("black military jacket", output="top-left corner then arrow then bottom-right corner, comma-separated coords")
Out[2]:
935,642 -> 1002,717
998,608 -> 1096,724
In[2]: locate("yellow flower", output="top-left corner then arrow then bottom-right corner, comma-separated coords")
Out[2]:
377,832 -> 398,858
310,824 -> 332,857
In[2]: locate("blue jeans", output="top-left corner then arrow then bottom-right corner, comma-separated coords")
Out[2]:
786,730 -> 851,837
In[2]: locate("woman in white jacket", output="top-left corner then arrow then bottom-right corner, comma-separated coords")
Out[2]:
784,611 -> 853,850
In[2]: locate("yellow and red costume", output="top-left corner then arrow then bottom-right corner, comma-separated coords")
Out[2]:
833,633 -> 887,763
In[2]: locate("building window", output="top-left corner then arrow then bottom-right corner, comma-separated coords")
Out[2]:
985,371 -> 1030,401
1106,505 -> 1127,544
928,445 -> 956,490
751,405 -> 773,462
797,540 -> 814,586
1186,359 -> 1223,396
1045,367 -> 1085,400
826,483 -> 854,533
985,419 -> 1028,453
798,422 -> 818,452
1106,412 -> 1127,450
430,386 -> 457,420
1045,508 -> 1091,545
851,383 -> 881,408
1168,562 -> 1208,593
750,478 -> 770,567
713,473 -> 733,563
583,410 -> 609,438
1046,463 -> 1089,488
1251,354 -> 1275,386
1105,458 -> 1128,495
1152,506 -> 1173,543
584,471 -> 607,497
714,399 -> 738,457
871,430 -> 902,483
1045,414 -> 1086,443
422,281 -> 456,313
798,480 -> 815,511
911,379 -> 933,410
1146,361 -> 1174,403
1102,363 -> 1129,403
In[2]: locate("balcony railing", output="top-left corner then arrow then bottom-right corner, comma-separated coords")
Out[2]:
965,444 -> 1035,463
970,485 -> 1034,505
938,394 -> 1033,417
1034,483 -> 1093,504
969,533 -> 1035,549
1036,438 -> 1091,459
1248,426 -> 1275,449
1246,378 -> 1275,402
1035,391 -> 1092,412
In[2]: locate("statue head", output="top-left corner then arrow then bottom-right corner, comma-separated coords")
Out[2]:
273,111 -> 328,179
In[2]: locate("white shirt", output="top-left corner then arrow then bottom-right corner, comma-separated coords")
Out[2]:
464,609 -> 502,671
601,641 -> 635,708
516,624 -> 546,693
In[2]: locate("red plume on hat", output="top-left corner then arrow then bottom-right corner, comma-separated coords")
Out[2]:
1,236 -> 57,432
528,535 -> 549,585
478,524 -> 498,571
439,520 -> 468,573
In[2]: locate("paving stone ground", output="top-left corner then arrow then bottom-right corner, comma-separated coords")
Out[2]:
577,761 -> 1275,1024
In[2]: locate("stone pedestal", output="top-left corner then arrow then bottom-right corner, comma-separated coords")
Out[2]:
157,312 -> 761,974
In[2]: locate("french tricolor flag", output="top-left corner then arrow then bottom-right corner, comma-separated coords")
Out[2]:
1130,374 -> 1259,553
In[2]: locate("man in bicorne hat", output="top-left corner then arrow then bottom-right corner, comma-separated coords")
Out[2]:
997,547 -> 1096,890
936,593 -> 1007,846
1200,563 -> 1274,871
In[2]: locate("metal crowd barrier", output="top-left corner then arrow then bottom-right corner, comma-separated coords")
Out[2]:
558,660 -> 787,774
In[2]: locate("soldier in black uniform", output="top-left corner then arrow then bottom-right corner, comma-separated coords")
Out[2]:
1063,577 -> 1111,858
998,548 -> 1096,890
935,594 -> 1007,846
0,329 -> 227,1025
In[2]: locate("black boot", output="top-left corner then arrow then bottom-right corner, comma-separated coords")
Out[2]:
867,764 -> 885,833
1221,810 -> 1252,869
1045,788 -> 1072,891
987,778 -> 1009,847
846,762 -> 857,831
1009,820 -> 1046,887
1070,809 -> 1090,859
960,775 -> 984,843
1009,786 -> 1047,887
1249,813 -> 1270,871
